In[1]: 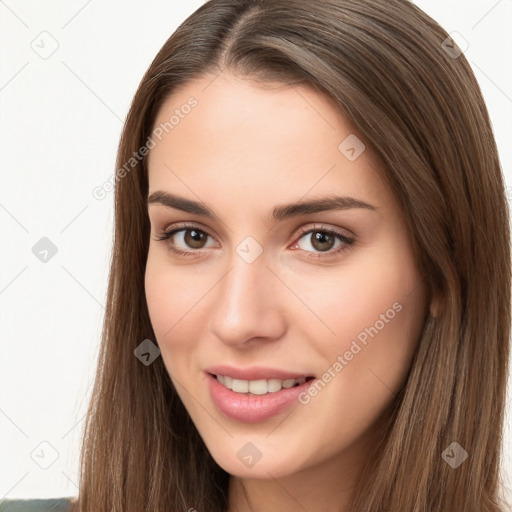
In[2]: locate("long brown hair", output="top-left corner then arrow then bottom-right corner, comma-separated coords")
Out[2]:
75,1 -> 511,510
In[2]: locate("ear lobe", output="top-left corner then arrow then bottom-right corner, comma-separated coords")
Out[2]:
429,293 -> 442,318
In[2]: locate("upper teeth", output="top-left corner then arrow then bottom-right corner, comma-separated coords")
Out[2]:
216,374 -> 306,395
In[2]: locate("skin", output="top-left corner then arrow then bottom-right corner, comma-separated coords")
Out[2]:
145,71 -> 430,512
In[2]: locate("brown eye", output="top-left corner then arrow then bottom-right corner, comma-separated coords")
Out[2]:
183,228 -> 208,249
309,231 -> 336,252
153,225 -> 215,254
154,223 -> 355,259
296,229 -> 344,253
292,226 -> 355,259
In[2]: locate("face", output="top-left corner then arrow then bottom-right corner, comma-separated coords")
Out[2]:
145,71 -> 429,481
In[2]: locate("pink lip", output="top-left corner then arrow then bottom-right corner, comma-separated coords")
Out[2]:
204,365 -> 313,381
206,372 -> 315,423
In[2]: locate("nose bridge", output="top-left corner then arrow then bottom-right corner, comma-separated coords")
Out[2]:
208,247 -> 286,345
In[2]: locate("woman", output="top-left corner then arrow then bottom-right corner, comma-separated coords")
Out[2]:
72,0 -> 511,511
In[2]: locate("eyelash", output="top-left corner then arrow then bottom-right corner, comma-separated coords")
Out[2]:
153,222 -> 355,260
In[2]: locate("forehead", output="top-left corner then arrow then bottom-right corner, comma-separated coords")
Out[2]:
147,72 -> 388,212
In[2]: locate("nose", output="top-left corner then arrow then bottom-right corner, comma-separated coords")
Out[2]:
208,253 -> 287,348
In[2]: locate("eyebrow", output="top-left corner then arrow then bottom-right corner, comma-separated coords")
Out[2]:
147,190 -> 377,222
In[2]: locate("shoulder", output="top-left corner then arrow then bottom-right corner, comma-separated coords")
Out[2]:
0,498 -> 76,512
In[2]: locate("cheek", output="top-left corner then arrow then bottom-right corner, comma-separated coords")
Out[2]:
144,252 -> 206,369
298,245 -> 427,432
295,241 -> 426,349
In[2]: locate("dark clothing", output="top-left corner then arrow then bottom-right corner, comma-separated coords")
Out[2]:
0,498 -> 75,512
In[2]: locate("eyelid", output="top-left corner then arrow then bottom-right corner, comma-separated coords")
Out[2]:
292,223 -> 355,242
155,222 -> 357,259
158,219 -> 353,237
154,222 -> 219,251
159,221 -> 218,243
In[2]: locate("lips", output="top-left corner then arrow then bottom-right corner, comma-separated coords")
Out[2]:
204,365 -> 316,422
204,364 -> 314,381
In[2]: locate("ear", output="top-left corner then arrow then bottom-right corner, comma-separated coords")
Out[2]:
429,292 -> 442,318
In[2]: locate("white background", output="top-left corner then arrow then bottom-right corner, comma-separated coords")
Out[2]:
1,0 -> 511,502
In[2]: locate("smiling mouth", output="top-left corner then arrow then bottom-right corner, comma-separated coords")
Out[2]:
208,373 -> 316,395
